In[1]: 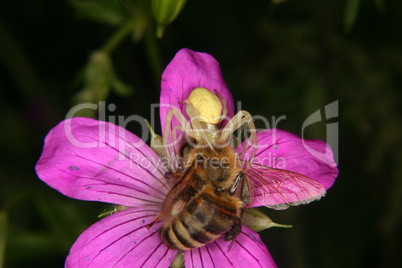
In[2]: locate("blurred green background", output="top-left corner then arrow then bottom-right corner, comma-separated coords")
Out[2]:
0,0 -> 401,267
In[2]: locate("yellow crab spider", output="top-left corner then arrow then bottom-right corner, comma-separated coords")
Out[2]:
162,87 -> 258,172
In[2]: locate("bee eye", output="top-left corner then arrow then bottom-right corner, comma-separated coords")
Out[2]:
229,173 -> 242,195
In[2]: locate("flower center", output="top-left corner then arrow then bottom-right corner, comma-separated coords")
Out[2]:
187,87 -> 223,124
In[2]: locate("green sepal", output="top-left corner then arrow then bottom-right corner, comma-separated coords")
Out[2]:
170,251 -> 184,268
243,208 -> 292,232
144,119 -> 167,160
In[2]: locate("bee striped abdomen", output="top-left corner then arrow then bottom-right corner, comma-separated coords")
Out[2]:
160,190 -> 239,250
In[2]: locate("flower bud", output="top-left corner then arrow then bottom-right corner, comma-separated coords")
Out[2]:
144,119 -> 166,161
152,0 -> 187,38
243,208 -> 292,232
74,51 -> 132,117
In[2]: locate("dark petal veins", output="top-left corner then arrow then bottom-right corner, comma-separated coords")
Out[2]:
236,129 -> 338,208
184,225 -> 276,267
66,207 -> 176,268
36,118 -> 169,207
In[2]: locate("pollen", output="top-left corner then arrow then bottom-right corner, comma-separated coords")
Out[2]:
187,87 -> 222,124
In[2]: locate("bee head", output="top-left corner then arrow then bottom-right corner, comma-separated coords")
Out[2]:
192,145 -> 241,192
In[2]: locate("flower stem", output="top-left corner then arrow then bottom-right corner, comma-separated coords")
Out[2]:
144,27 -> 163,86
155,25 -> 165,39
101,19 -> 138,54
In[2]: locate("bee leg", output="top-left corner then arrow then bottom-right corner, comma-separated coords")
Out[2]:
224,210 -> 244,252
223,215 -> 243,241
146,215 -> 160,230
224,174 -> 250,250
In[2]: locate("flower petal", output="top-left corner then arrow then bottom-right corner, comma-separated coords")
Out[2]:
236,129 -> 338,208
66,207 -> 176,268
184,225 -> 276,268
36,117 -> 169,207
160,48 -> 234,136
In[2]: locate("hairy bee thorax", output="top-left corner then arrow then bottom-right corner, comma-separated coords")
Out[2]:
180,139 -> 242,192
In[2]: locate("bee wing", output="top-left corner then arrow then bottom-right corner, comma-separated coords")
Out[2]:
157,164 -> 197,222
241,161 -> 326,209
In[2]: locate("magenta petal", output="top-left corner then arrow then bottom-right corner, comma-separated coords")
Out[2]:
66,207 -> 176,268
36,118 -> 169,207
236,129 -> 338,208
160,48 -> 234,135
184,225 -> 276,268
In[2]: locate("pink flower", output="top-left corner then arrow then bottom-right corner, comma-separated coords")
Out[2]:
36,49 -> 338,267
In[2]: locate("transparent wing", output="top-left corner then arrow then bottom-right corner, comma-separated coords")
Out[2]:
147,165 -> 196,228
241,161 -> 326,210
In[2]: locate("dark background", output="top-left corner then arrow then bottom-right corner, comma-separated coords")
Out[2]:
0,0 -> 401,267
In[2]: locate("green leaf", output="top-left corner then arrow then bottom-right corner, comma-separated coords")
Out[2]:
71,0 -> 132,26
344,0 -> 361,33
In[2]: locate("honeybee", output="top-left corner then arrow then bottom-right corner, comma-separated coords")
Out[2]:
155,139 -> 250,251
